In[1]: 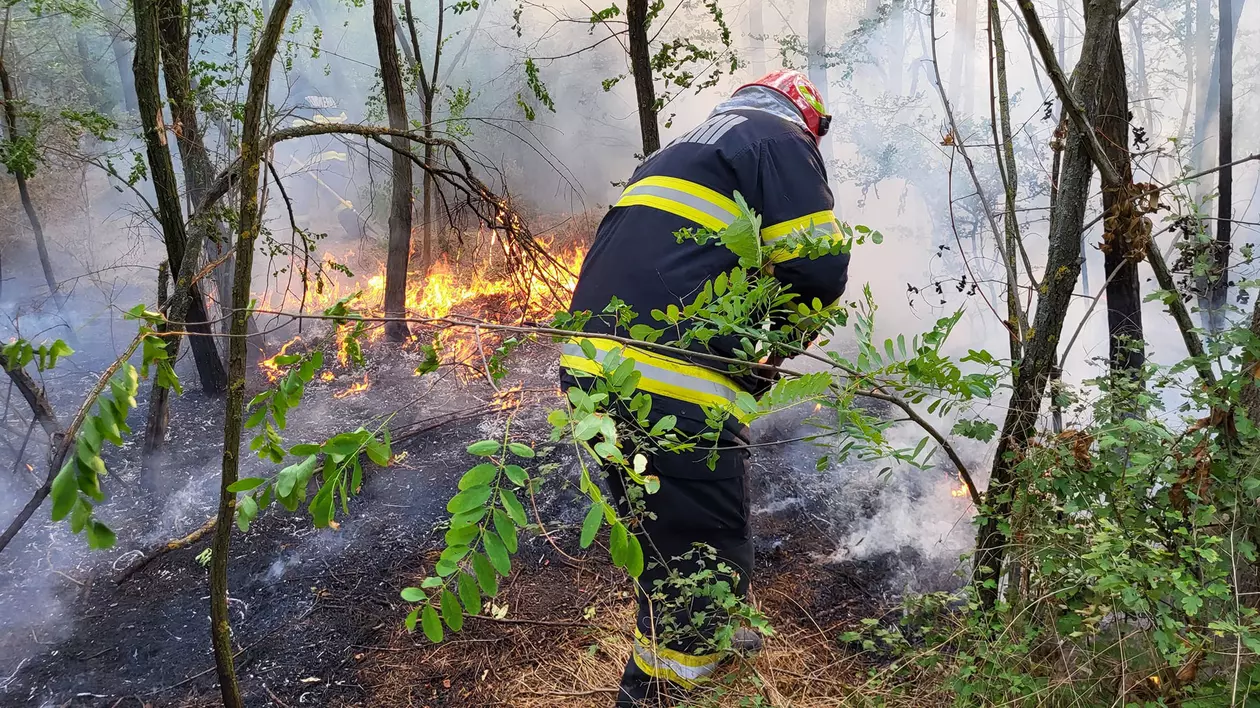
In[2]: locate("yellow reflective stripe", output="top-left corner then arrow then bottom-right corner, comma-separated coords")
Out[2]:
632,629 -> 722,688
761,210 -> 846,264
616,194 -> 730,232
761,210 -> 839,242
560,338 -> 753,423
614,176 -> 740,232
632,176 -> 739,217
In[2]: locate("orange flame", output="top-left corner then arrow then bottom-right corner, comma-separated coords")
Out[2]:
259,336 -> 302,382
333,374 -> 371,399
320,371 -> 335,382
950,482 -> 970,498
256,239 -> 586,381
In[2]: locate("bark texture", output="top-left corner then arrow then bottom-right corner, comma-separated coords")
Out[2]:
1096,15 -> 1144,375
132,0 -> 227,396
208,0 -> 292,703
975,0 -> 1121,608
627,0 -> 660,155
374,0 -> 413,341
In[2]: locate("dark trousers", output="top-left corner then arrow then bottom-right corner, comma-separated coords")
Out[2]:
604,444 -> 753,707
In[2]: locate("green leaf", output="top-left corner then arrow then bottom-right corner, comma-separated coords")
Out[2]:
276,455 -> 318,497
609,521 -> 628,567
421,576 -> 444,589
365,437 -> 391,466
579,338 -> 597,360
323,430 -> 370,457
467,439 -> 500,457
503,464 -> 528,486
405,608 -> 419,632
290,443 -> 321,456
483,530 -> 512,575
493,509 -> 518,554
574,414 -> 602,441
460,463 -> 498,490
449,507 -> 487,529
49,462 -> 78,521
421,603 -> 444,642
309,476 -> 335,527
69,498 -> 91,534
227,477 -> 266,493
580,504 -> 603,548
648,416 -> 676,435
236,494 -> 258,532
245,405 -> 268,429
507,442 -> 535,458
440,589 -> 464,631
458,572 -> 482,615
445,524 -> 480,546
401,587 -> 427,602
473,552 -> 499,596
86,520 -> 116,549
644,476 -> 660,494
447,485 -> 493,514
624,531 -> 644,577
1181,594 -> 1203,616
500,489 -> 528,526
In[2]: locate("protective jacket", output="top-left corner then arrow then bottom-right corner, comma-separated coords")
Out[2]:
563,97 -> 851,453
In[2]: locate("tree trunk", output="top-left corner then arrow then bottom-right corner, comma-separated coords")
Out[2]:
989,0 -> 1022,361
400,0 -> 439,271
1127,8 -> 1152,136
100,0 -> 138,111
373,0 -> 413,341
1096,13 -> 1144,376
209,1 -> 292,704
0,42 -> 59,300
1206,0 -> 1234,332
626,0 -> 660,155
974,0 -> 1120,609
132,0 -> 227,397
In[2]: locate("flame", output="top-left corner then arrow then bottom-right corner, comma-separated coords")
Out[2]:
950,482 -> 970,498
493,384 -> 523,410
813,402 -> 822,412
256,237 -> 586,381
260,336 -> 302,382
320,371 -> 335,382
333,374 -> 371,399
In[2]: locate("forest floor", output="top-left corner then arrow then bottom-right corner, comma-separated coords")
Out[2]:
0,320 -> 964,707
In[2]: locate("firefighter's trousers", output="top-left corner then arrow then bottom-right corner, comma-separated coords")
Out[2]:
604,443 -> 753,707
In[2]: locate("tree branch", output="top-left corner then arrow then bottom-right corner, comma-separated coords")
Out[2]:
1014,0 -> 1122,186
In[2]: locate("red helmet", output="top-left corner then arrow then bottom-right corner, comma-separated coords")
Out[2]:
736,70 -> 831,141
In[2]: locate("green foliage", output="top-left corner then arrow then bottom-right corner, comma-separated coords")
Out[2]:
2,338 -> 74,373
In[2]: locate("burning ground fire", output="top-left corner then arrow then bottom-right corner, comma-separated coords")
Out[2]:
257,239 -> 585,384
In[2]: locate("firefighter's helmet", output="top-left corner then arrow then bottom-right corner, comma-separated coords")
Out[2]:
736,70 -> 831,142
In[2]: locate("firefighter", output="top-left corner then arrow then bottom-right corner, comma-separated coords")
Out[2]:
560,70 -> 851,705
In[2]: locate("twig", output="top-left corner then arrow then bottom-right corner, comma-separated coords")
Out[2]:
526,480 -> 584,564
1147,241 -> 1216,386
473,324 -> 501,393
114,516 -> 217,584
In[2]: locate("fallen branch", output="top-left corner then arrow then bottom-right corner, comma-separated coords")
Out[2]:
1147,241 -> 1216,386
114,516 -> 217,584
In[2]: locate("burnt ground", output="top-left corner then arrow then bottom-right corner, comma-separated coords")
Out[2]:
0,329 -> 969,708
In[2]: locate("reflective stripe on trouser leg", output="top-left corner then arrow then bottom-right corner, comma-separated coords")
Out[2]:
559,338 -> 752,423
632,628 -> 722,688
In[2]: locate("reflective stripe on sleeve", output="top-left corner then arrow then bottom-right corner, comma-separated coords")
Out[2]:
761,210 -> 845,264
631,629 -> 723,688
614,176 -> 740,232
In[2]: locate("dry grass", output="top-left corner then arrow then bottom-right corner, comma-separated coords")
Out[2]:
351,555 -> 947,708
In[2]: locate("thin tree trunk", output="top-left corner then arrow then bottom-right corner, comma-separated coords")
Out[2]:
1097,13 -> 1144,376
1127,8 -> 1152,136
807,0 -> 831,161
1178,0 -> 1195,138
975,0 -> 1120,609
989,0 -> 1022,361
209,1 -> 291,704
950,0 -> 978,114
1207,0 -> 1234,332
374,0 -> 413,341
627,0 -> 659,155
400,0 -> 437,270
0,38 -> 59,300
99,0 -> 138,111
133,0 -> 226,399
